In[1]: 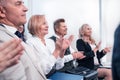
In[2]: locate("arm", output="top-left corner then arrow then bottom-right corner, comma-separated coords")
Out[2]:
96,50 -> 106,59
63,46 -> 85,62
98,46 -> 111,59
26,37 -> 72,74
46,39 -> 65,70
96,41 -> 110,59
76,39 -> 94,58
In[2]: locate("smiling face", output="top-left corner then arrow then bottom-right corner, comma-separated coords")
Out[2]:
38,18 -> 48,36
0,0 -> 28,27
80,24 -> 92,37
83,25 -> 92,37
28,15 -> 49,37
54,19 -> 67,37
56,22 -> 67,36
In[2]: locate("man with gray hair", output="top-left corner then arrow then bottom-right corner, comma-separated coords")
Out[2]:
0,0 -> 46,80
0,0 -> 73,80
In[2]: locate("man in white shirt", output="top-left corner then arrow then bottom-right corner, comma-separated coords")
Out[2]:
47,18 -> 85,72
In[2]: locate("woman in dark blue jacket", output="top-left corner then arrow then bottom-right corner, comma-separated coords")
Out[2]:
76,24 -> 112,80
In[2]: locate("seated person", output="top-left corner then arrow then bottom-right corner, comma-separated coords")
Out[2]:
26,15 -> 75,77
17,25 -> 26,41
47,18 -> 85,72
0,0 -> 46,79
76,24 -> 112,80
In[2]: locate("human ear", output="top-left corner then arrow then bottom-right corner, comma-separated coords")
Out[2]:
0,6 -> 6,18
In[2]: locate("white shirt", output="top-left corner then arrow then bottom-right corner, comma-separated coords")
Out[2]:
3,24 -> 17,34
46,34 -> 75,63
90,44 -> 99,65
26,36 -> 64,75
1,24 -> 47,80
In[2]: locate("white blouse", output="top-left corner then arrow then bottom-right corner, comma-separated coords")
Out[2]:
90,44 -> 99,65
26,36 -> 64,75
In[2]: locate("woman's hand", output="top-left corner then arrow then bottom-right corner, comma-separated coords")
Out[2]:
72,51 -> 86,59
103,47 -> 111,53
93,41 -> 101,53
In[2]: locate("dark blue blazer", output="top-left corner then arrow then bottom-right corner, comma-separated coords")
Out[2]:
76,39 -> 105,69
112,24 -> 120,80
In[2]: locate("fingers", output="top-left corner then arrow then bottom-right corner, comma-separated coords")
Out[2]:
77,52 -> 86,59
0,39 -> 24,61
72,52 -> 77,59
6,53 -> 22,66
0,38 -> 19,51
56,38 -> 70,50
98,41 -> 101,45
55,38 -> 62,50
0,38 -> 21,54
0,53 -> 22,72
59,50 -> 66,58
5,44 -> 24,61
68,35 -> 74,43
95,41 -> 101,49
72,51 -> 86,59
80,55 -> 86,59
103,47 -> 111,53
0,38 -> 24,72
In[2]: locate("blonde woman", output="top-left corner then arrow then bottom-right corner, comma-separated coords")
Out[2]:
26,15 -> 72,77
76,24 -> 112,80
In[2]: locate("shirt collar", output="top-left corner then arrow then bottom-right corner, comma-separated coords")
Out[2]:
3,24 -> 17,34
54,34 -> 60,39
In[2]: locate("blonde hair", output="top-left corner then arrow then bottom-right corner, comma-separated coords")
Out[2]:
28,15 -> 45,36
79,24 -> 95,44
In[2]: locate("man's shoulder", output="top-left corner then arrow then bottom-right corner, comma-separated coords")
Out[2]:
0,27 -> 15,42
49,36 -> 56,42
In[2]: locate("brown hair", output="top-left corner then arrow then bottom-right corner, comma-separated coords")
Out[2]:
28,15 -> 45,36
53,18 -> 65,33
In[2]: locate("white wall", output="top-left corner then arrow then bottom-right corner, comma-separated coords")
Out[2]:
25,0 -> 100,50
101,0 -> 120,65
24,0 -> 120,65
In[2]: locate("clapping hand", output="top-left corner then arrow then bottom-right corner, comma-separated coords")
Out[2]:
103,47 -> 111,53
72,51 -> 86,59
93,41 -> 101,53
0,38 -> 24,72
55,35 -> 74,58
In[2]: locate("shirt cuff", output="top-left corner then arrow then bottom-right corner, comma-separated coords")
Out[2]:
64,54 -> 74,62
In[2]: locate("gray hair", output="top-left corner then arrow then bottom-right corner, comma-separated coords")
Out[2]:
0,0 -> 6,6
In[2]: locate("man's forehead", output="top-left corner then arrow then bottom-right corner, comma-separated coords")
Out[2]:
6,0 -> 23,3
60,22 -> 66,26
